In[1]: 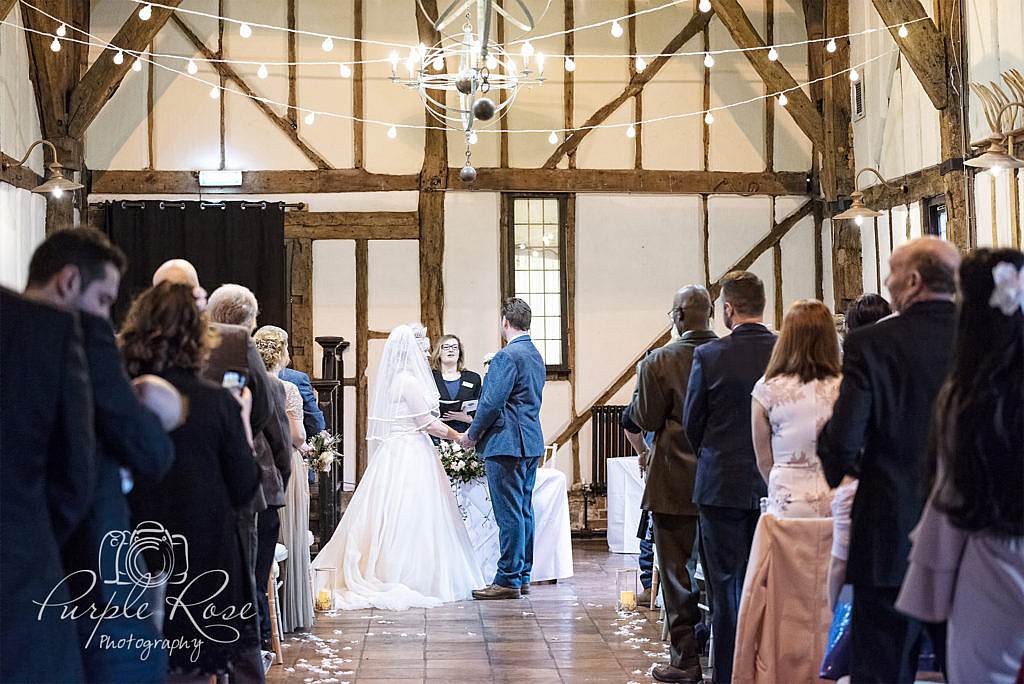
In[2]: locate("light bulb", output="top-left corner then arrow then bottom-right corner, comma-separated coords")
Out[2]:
56,23 -> 66,37
826,37 -> 837,53
854,215 -> 864,227
257,63 -> 268,79
432,55 -> 444,70
387,125 -> 397,139
209,86 -> 220,99
564,56 -> 575,72
321,36 -> 334,52
698,0 -> 712,12
626,124 -> 636,138
187,58 -> 198,74
389,51 -> 400,70
704,111 -> 714,125
778,93 -> 788,106
113,50 -> 124,65
703,52 -> 715,68
138,3 -> 152,20
486,53 -> 498,70
849,67 -> 859,82
611,20 -> 623,38
990,164 -> 1004,177
304,111 -> 315,125
635,55 -> 647,72
50,37 -> 61,52
898,24 -> 908,38
536,52 -> 546,73
469,131 -> 478,145
548,131 -> 558,145
339,62 -> 352,78
51,186 -> 64,199
767,46 -> 778,61
521,40 -> 534,58
239,22 -> 252,38
132,58 -> 142,72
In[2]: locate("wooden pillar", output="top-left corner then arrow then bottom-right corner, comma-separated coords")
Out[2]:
936,0 -> 971,251
287,237 -> 315,376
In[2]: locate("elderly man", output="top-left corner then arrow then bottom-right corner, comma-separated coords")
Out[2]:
630,285 -> 718,684
819,236 -> 960,684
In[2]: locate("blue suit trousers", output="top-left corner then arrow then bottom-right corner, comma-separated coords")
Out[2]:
485,455 -> 540,588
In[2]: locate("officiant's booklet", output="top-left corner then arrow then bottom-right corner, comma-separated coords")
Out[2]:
441,399 -> 479,413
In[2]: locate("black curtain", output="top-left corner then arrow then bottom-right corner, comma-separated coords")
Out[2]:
100,200 -> 286,330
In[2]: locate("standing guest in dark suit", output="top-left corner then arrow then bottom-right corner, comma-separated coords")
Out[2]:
23,229 -> 180,682
280,365 -> 326,439
461,298 -> 546,600
0,286 -> 94,684
430,334 -> 483,434
632,285 -> 718,684
683,271 -> 776,684
818,236 -> 961,683
120,282 -> 262,680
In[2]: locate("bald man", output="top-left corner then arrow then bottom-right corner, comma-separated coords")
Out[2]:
819,236 -> 960,683
152,258 -> 207,309
628,285 -> 717,684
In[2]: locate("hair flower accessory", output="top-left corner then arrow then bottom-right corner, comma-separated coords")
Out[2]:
989,262 -> 1024,315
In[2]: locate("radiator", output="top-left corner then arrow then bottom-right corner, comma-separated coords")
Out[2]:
590,404 -> 629,491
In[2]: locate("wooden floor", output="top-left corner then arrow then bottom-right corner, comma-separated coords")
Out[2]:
267,540 -> 674,683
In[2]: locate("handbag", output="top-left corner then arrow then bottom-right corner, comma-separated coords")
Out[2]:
819,595 -> 853,680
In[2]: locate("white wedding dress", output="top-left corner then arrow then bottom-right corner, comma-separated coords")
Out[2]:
311,325 -> 484,610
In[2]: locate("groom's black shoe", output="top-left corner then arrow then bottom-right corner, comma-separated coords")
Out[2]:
472,584 -> 521,600
519,582 -> 531,596
651,663 -> 702,683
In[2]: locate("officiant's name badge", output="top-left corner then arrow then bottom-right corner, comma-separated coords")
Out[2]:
33,520 -> 256,663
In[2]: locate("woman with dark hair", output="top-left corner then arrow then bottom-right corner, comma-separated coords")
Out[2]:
898,248 -> 1024,683
119,282 -> 261,682
845,292 -> 893,332
732,300 -> 843,683
429,334 -> 482,434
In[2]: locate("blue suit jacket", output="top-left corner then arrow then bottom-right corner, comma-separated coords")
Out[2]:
683,323 -> 776,509
467,336 -> 546,458
280,367 -> 326,437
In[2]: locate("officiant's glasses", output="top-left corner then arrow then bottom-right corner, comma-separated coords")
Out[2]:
440,343 -> 460,351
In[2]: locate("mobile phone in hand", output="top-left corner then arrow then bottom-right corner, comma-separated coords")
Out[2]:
222,371 -> 247,396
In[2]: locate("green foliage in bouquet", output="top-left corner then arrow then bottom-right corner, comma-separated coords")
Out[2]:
437,440 -> 485,484
305,430 -> 341,473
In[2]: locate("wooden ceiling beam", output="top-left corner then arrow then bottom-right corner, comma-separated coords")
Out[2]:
710,0 -> 825,149
66,0 -> 184,139
542,9 -> 713,169
88,168 -> 812,196
284,211 -> 419,240
1,151 -> 44,191
170,14 -> 333,170
869,0 -> 948,110
1,0 -> 18,20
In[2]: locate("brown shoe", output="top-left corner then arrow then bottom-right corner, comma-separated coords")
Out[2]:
472,584 -> 521,600
520,582 -> 531,596
651,664 -> 702,683
635,588 -> 652,607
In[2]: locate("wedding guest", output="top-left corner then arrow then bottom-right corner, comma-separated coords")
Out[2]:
207,284 -> 291,657
23,229 -> 178,682
279,362 -> 326,440
431,334 -> 483,434
120,282 -> 261,680
733,299 -> 841,683
818,236 -> 960,683
0,286 -> 94,684
845,292 -> 892,331
683,271 -> 776,684
631,285 -> 718,684
897,248 -> 1024,683
255,325 -> 315,633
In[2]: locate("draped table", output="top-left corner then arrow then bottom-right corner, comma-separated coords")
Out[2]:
454,466 -> 574,582
606,456 -> 644,554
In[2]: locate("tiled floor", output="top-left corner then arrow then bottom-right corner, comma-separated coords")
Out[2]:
267,540 -> 675,683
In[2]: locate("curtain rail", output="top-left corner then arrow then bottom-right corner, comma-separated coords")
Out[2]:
93,200 -> 306,210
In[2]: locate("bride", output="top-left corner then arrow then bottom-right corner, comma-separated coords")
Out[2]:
311,324 -> 485,610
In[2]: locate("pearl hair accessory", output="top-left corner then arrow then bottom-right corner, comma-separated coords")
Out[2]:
989,262 -> 1024,316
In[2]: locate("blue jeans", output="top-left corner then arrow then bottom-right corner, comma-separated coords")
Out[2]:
639,511 -> 655,590
484,455 -> 540,588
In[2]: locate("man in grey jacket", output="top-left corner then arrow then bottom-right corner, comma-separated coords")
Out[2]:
630,285 -> 717,684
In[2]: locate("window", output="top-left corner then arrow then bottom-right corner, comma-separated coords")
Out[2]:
503,194 -> 569,371
922,195 -> 948,240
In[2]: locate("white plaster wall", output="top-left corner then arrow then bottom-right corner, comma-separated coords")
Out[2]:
709,6 -> 765,172
707,195 -> 772,331
974,172 -> 1023,248
773,0 -> 813,172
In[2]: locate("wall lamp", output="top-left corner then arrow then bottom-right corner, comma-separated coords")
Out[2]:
834,167 -> 903,226
965,101 -> 1024,176
1,139 -> 84,198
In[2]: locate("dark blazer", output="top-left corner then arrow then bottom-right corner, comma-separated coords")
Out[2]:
468,336 -> 546,458
0,287 -> 94,683
818,300 -> 956,587
433,368 -> 483,433
632,329 -> 719,516
684,323 -> 776,509
280,366 -> 326,437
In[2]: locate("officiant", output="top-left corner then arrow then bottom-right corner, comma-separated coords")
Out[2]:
430,334 -> 483,434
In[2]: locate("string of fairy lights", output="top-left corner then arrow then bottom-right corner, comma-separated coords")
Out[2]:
8,0 -> 918,141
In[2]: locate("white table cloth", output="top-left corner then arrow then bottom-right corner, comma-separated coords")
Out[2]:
606,456 -> 644,554
454,466 -> 574,582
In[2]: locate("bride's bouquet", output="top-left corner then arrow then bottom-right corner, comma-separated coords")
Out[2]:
305,430 -> 341,472
437,440 -> 484,484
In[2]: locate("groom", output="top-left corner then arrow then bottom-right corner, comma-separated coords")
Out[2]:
459,298 -> 546,600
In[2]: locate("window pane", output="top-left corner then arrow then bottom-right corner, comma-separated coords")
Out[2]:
529,270 -> 544,292
546,316 -> 561,340
545,270 -> 561,292
515,271 -> 529,293
545,341 -> 562,365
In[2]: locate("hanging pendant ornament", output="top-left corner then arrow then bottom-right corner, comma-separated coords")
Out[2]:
473,97 -> 496,121
456,72 -> 475,94
460,146 -> 477,183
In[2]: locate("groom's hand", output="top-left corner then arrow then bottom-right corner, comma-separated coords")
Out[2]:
458,434 -> 477,449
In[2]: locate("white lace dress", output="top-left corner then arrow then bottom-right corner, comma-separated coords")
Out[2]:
278,379 -> 314,632
751,374 -> 841,518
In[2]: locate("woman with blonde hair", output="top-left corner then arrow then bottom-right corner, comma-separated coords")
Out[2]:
732,299 -> 842,684
253,325 -> 315,634
429,334 -> 483,434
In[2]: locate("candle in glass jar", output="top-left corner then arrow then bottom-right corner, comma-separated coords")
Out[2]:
619,590 -> 636,611
317,589 -> 331,610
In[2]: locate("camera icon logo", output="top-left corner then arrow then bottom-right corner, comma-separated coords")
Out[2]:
99,520 -> 190,588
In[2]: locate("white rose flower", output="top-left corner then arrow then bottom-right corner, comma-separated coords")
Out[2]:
454,460 -> 465,470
